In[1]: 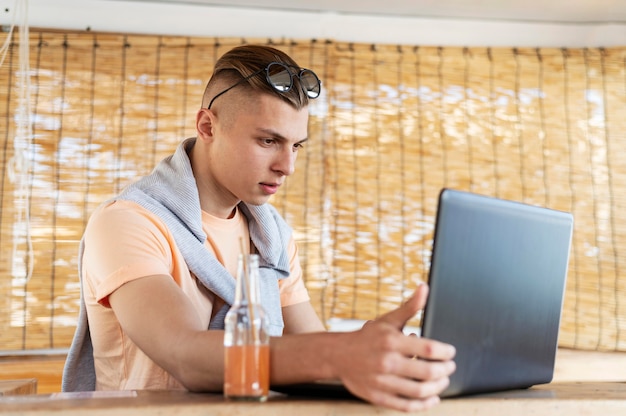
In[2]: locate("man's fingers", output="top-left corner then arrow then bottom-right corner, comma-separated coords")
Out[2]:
407,354 -> 457,380
376,284 -> 429,330
341,283 -> 457,413
370,391 -> 441,413
351,374 -> 447,413
410,339 -> 457,362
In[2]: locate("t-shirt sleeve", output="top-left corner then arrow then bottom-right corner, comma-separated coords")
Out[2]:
82,201 -> 174,307
278,236 -> 311,307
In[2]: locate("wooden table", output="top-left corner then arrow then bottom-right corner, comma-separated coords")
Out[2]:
0,382 -> 624,415
0,379 -> 37,396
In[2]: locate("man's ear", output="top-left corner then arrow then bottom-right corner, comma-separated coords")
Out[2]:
196,108 -> 215,142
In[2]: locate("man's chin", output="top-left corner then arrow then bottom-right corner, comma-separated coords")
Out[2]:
240,196 -> 271,206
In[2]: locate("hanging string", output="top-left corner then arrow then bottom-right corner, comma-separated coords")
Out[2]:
535,48 -> 549,208
513,48 -> 527,201
0,33 -> 14,266
49,35 -> 70,348
328,43 -> 344,320
179,37 -> 191,141
151,37 -> 162,169
437,47 -> 448,185
613,48 -> 626,349
278,40 -> 294,218
372,44 -> 382,318
3,0 -> 34,286
349,43 -> 359,319
582,48 -> 604,350
412,46 -> 427,274
561,48 -> 581,347
83,35 -> 98,229
0,0 -> 22,68
487,48 -> 500,198
599,48 -> 621,350
621,50 -> 626,349
10,3 -> 32,247
396,45 -> 407,299
300,39 -> 316,283
463,47 -> 474,192
21,33 -> 43,350
115,37 -> 129,194
212,37 -> 220,70
0,0 -> 34,349
1,32 -> 15,338
318,39 -> 333,325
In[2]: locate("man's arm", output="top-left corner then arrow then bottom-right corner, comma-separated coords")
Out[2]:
107,274 -> 226,391
270,284 -> 456,412
282,301 -> 326,333
109,277 -> 455,412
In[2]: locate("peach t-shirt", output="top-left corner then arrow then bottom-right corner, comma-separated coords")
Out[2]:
82,200 -> 309,391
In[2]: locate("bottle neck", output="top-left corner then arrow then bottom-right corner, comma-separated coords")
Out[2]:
235,253 -> 261,305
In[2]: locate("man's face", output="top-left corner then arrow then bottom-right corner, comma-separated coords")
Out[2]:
207,93 -> 309,207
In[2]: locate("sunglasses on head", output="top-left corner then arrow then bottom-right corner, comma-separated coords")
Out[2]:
207,61 -> 321,109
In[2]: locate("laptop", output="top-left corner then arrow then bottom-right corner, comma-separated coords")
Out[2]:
421,188 -> 573,397
272,188 -> 574,399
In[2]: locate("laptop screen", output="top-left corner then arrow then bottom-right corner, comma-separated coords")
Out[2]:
421,189 -> 574,397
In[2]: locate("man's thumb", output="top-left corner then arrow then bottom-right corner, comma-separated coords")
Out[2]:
377,284 -> 429,329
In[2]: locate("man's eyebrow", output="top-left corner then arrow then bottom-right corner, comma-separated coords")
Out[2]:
257,128 -> 308,145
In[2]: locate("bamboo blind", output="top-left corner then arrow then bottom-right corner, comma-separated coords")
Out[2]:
1,30 -> 625,353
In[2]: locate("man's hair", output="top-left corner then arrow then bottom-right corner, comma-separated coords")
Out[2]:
202,45 -> 312,110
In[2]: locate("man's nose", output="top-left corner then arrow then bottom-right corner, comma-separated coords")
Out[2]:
273,147 -> 297,176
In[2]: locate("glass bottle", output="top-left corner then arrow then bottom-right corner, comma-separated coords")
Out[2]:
223,253 -> 270,401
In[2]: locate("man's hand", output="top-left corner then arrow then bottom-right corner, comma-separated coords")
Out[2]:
334,284 -> 456,412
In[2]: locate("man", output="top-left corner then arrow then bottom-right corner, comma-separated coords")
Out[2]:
63,44 -> 456,412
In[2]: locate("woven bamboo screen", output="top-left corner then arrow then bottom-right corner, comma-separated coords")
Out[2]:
1,30 -> 625,353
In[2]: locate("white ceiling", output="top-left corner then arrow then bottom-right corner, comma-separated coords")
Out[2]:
116,0 -> 626,23
4,0 -> 626,47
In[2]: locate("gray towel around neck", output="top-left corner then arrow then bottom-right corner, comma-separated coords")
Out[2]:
62,137 -> 292,392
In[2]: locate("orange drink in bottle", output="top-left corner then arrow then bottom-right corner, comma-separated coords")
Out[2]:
224,254 -> 270,401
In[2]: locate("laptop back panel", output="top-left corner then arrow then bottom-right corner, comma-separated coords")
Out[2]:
421,189 -> 573,397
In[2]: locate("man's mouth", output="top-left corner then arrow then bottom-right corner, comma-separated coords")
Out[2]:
260,182 -> 280,195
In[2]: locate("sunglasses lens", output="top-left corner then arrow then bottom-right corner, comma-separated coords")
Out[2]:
299,69 -> 321,98
267,63 -> 293,92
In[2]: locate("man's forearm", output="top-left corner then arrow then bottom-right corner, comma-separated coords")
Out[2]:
171,329 -> 346,391
269,331 -> 347,385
